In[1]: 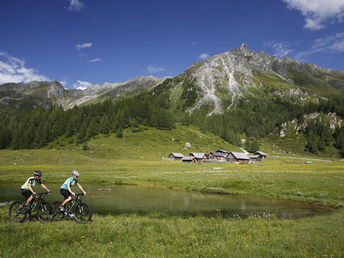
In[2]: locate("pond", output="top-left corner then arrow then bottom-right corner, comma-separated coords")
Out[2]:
0,184 -> 334,219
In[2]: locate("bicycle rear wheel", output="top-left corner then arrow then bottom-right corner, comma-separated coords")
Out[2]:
73,202 -> 92,223
9,201 -> 27,223
52,201 -> 61,213
37,202 -> 54,222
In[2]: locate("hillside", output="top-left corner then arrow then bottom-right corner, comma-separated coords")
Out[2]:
46,125 -> 242,160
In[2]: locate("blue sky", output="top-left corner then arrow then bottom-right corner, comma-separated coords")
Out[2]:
0,0 -> 344,89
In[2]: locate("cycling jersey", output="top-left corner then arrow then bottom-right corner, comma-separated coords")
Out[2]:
21,177 -> 42,190
60,177 -> 79,190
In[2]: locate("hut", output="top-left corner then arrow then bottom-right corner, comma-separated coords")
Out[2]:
168,153 -> 184,160
227,152 -> 250,163
249,155 -> 261,162
182,156 -> 197,163
208,152 -> 229,161
254,151 -> 268,159
189,153 -> 208,162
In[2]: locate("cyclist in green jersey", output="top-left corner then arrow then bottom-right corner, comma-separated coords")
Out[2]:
59,170 -> 86,212
20,170 -> 51,209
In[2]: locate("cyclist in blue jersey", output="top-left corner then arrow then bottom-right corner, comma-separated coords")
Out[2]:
59,170 -> 86,212
20,170 -> 51,209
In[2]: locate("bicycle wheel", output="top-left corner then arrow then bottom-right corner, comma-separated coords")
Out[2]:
52,210 -> 65,221
73,202 -> 92,224
37,202 -> 54,222
9,201 -> 27,223
52,201 -> 61,212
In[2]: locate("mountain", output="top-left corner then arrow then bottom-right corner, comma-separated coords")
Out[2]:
0,76 -> 164,112
1,44 -> 344,115
153,43 -> 344,116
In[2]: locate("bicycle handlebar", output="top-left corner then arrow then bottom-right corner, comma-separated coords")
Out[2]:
34,192 -> 50,197
75,193 -> 85,197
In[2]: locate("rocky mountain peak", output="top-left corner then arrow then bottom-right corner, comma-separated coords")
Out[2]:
239,43 -> 248,51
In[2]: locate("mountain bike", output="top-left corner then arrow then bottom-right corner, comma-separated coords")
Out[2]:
9,192 -> 54,223
52,193 -> 92,224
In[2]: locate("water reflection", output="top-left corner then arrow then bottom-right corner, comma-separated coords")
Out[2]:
0,184 -> 334,219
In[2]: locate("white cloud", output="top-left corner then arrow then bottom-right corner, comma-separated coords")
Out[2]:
294,32 -> 344,60
73,80 -> 93,90
0,52 -> 49,85
199,53 -> 210,60
76,42 -> 93,51
88,58 -> 101,63
264,41 -> 293,57
68,0 -> 84,11
58,80 -> 68,87
283,0 -> 344,30
146,65 -> 165,74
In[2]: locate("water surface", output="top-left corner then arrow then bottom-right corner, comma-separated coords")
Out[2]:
0,183 -> 334,219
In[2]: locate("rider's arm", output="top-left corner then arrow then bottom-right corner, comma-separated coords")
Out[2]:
28,183 -> 36,195
77,183 -> 86,195
40,183 -> 50,192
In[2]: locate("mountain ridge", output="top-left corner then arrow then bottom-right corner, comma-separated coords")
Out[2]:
1,43 -> 344,116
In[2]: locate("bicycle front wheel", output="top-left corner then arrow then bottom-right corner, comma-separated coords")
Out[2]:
74,202 -> 92,224
9,201 -> 27,223
37,202 -> 54,222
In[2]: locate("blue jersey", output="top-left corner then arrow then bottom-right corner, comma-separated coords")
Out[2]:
60,177 -> 79,190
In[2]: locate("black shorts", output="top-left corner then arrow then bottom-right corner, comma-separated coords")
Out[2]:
21,189 -> 32,199
60,188 -> 71,199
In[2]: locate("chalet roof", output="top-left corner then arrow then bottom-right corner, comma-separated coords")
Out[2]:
249,155 -> 260,159
182,156 -> 196,161
210,152 -> 229,157
230,152 -> 250,160
190,153 -> 207,159
170,153 -> 184,158
255,151 -> 267,156
216,149 -> 230,154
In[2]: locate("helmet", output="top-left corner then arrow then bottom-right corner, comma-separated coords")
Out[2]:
34,170 -> 42,177
72,170 -> 80,177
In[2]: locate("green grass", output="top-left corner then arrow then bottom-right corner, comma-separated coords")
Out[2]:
1,126 -> 344,257
1,205 -> 344,257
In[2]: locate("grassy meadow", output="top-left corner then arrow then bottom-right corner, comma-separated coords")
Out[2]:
0,125 -> 344,257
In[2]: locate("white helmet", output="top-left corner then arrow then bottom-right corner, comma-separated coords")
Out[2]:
72,170 -> 80,177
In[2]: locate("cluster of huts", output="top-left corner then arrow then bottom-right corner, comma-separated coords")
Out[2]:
167,149 -> 267,164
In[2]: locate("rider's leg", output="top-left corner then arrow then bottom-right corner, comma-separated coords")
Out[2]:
25,195 -> 33,206
61,196 -> 72,207
21,189 -> 33,207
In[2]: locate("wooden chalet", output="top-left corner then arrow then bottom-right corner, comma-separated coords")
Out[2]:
249,155 -> 261,162
227,152 -> 250,163
254,151 -> 268,159
168,153 -> 184,160
208,152 -> 229,161
182,156 -> 197,163
189,152 -> 208,162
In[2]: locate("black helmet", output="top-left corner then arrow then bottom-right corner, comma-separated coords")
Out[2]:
34,170 -> 42,177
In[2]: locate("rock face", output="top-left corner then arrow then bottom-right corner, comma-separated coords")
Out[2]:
0,80 -> 66,109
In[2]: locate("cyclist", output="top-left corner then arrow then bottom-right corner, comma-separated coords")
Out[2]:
20,170 -> 51,209
59,170 -> 86,212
